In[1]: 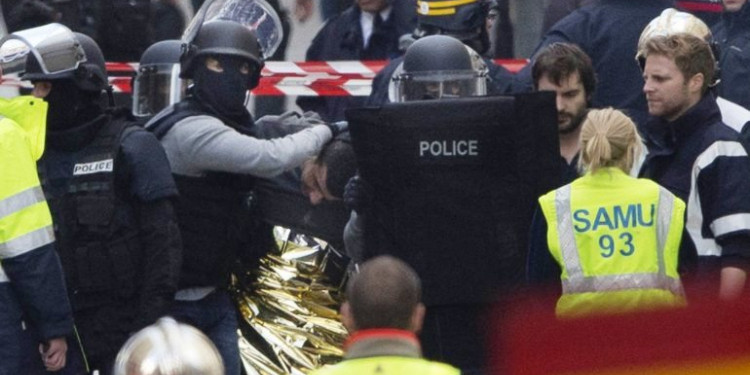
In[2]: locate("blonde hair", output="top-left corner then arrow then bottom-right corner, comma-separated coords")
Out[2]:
578,108 -> 642,174
113,317 -> 224,375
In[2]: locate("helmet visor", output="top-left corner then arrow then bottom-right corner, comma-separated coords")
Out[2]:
392,70 -> 487,102
0,23 -> 85,77
132,64 -> 186,117
183,0 -> 283,59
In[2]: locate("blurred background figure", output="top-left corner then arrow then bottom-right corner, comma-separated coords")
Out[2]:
487,0 -> 514,58
296,0 -> 416,122
541,0 -> 597,35
712,0 -> 750,111
152,0 -> 185,42
114,317 -> 224,375
5,0 -> 60,33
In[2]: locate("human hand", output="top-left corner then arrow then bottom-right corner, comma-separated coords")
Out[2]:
325,121 -> 349,138
344,175 -> 373,213
40,337 -> 67,371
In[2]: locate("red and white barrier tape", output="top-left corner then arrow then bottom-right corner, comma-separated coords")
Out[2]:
1,59 -> 528,97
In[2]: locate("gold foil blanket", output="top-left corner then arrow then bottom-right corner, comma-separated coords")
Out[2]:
233,227 -> 349,375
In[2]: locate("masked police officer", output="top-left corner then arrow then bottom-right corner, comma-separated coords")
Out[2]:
13,23 -> 183,375
145,18 -> 342,375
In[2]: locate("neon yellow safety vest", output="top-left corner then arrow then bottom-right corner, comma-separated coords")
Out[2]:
0,96 -> 53,281
310,356 -> 461,375
538,167 -> 686,318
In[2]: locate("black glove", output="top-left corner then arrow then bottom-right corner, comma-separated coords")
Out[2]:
325,121 -> 349,138
343,174 -> 373,213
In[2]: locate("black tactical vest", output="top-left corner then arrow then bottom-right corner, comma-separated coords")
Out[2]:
146,99 -> 256,288
39,115 -> 142,310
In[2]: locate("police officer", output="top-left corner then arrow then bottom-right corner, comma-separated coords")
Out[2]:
345,35 -> 518,375
0,94 -> 74,374
19,24 -> 182,375
132,39 -> 185,121
345,34 -> 488,261
712,0 -> 750,111
532,108 -> 686,317
145,19 -> 341,375
366,0 -> 513,106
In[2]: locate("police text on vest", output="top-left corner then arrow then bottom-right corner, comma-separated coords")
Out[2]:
73,159 -> 114,175
419,140 -> 479,157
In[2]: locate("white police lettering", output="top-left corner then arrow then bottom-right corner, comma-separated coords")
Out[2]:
73,159 -> 114,175
419,140 -> 479,157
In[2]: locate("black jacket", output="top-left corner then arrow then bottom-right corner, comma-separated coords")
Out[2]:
712,2 -> 750,110
297,4 -> 416,122
640,94 -> 750,285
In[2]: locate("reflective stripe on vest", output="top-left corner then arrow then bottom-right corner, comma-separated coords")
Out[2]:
0,265 -> 8,283
554,184 -> 682,295
0,186 -> 46,220
0,225 -> 55,259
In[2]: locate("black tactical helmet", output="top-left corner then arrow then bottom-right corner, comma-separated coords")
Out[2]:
22,32 -> 108,93
404,35 -> 473,73
140,39 -> 183,66
393,35 -> 487,102
180,20 -> 264,88
133,39 -> 185,117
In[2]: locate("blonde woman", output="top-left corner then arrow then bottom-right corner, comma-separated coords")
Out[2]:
529,108 -> 686,317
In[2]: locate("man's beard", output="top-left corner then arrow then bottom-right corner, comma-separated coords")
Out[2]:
558,108 -> 587,135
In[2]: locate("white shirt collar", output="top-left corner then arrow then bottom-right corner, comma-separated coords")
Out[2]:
360,6 -> 393,48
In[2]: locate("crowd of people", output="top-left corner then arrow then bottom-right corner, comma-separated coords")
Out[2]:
1,0 -> 750,374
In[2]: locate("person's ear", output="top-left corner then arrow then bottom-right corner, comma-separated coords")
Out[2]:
409,303 -> 426,334
688,73 -> 704,94
32,81 -> 52,99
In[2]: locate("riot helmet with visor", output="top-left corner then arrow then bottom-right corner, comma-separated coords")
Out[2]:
391,35 -> 487,102
133,39 -> 186,118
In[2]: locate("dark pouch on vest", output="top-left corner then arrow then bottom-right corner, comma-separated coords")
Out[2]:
76,195 -> 115,233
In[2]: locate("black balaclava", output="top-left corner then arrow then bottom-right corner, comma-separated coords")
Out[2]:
44,79 -> 103,131
192,55 -> 253,122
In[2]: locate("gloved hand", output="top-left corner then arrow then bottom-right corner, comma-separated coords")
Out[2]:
325,121 -> 349,138
344,174 -> 373,213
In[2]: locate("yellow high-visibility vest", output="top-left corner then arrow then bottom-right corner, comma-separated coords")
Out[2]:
539,167 -> 686,317
310,356 -> 460,375
0,96 -> 53,282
